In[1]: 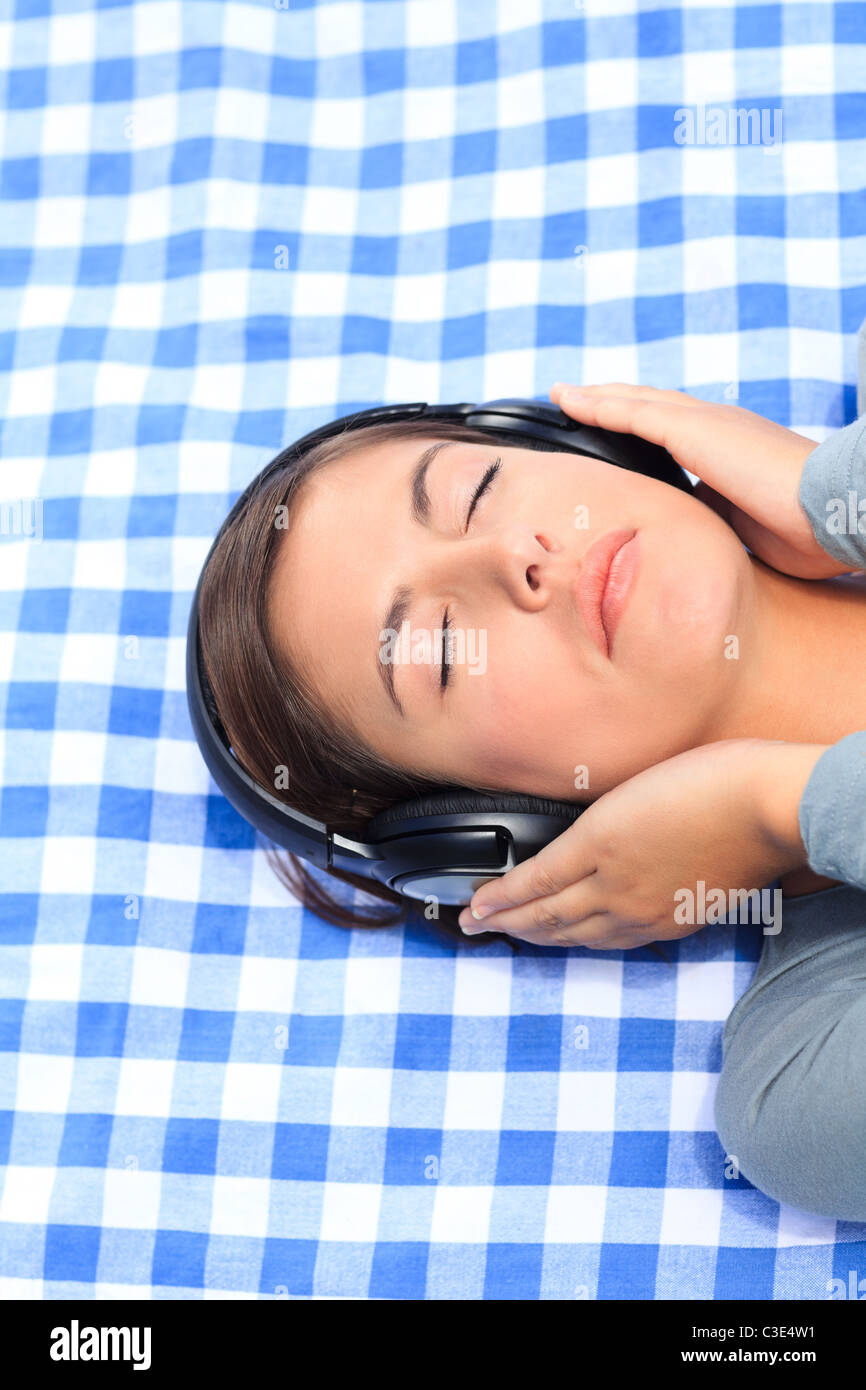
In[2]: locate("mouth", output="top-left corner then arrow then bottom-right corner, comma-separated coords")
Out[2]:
575,527 -> 639,658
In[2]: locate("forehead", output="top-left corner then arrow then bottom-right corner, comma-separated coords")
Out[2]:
263,434 -> 440,718
287,434 -> 445,522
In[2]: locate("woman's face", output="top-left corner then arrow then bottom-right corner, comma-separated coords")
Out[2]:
267,434 -> 754,801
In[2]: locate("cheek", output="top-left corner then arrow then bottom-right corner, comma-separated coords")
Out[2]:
454,640 -> 563,778
473,633 -> 608,766
658,539 -> 742,655
623,514 -> 744,669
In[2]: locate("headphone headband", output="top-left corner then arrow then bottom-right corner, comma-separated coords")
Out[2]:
186,398 -> 692,905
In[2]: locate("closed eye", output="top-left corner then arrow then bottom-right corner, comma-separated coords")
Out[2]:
464,456 -> 502,532
441,456 -> 503,690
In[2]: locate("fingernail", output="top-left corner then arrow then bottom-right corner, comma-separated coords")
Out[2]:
561,387 -> 589,402
470,903 -> 494,919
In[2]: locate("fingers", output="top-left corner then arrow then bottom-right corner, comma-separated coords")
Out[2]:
459,822 -> 593,926
471,917 -> 649,952
548,380 -> 766,497
459,873 -> 605,943
549,383 -> 705,456
550,381 -> 705,412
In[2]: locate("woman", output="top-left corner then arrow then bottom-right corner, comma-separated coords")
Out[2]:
198,381 -> 866,1220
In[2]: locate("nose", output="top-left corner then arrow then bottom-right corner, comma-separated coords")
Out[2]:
435,524 -> 564,611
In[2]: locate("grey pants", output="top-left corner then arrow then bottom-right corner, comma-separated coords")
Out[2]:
714,882 -> 866,1220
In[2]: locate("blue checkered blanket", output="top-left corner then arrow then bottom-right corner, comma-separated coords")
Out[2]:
2,0 -> 866,1299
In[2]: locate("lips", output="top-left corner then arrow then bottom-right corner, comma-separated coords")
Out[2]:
575,527 -> 638,658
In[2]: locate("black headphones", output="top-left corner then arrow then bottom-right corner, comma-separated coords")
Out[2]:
186,397 -> 693,909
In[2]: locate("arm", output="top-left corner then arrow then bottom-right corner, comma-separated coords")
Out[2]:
758,741 -> 835,862
798,415 -> 866,572
459,738 -> 830,948
776,422 -> 866,887
796,730 -> 866,892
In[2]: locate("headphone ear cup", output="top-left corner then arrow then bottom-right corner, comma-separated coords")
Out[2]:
365,787 -> 585,909
367,787 -> 583,836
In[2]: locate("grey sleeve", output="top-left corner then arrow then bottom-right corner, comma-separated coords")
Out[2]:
798,415 -> 866,570
798,730 -> 866,891
794,419 -> 866,886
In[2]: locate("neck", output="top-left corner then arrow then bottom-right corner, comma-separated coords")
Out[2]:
710,558 -> 866,746
708,558 -> 866,898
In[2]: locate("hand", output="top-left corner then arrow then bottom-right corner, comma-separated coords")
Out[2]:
550,381 -> 857,581
457,739 -> 828,950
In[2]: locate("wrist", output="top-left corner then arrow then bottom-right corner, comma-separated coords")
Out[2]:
752,741 -> 830,869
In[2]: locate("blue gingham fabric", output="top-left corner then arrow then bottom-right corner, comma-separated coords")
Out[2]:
2,0 -> 866,1301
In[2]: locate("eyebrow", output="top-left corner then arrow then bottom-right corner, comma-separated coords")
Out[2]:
377,441 -> 455,717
